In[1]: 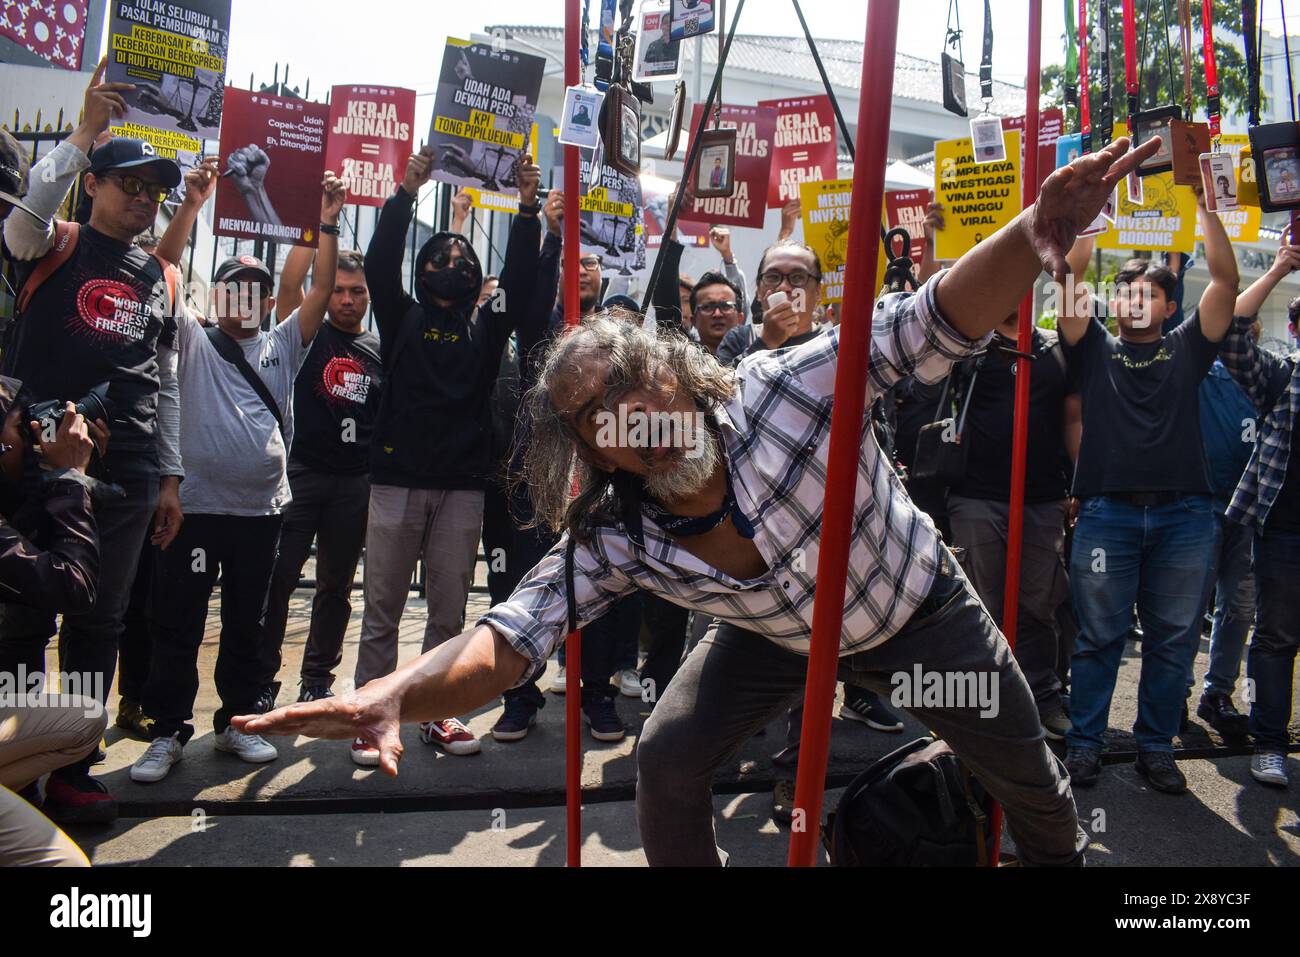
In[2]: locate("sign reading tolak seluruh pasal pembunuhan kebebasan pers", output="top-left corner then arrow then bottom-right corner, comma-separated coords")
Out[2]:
326,85 -> 416,208
213,87 -> 329,247
105,0 -> 231,159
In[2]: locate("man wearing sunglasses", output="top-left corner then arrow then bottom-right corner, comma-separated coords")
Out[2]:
0,63 -> 183,825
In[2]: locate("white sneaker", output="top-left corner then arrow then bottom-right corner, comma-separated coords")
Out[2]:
1250,751 -> 1289,787
131,734 -> 183,783
351,737 -> 381,767
549,665 -> 567,694
214,727 -> 278,763
617,668 -> 643,698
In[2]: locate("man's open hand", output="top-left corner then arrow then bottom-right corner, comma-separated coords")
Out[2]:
1029,136 -> 1161,285
79,58 -> 133,140
232,681 -> 405,776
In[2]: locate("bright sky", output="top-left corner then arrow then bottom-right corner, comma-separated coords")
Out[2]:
208,0 -> 1074,108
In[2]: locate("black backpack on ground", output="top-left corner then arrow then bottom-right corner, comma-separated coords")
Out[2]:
823,736 -> 995,866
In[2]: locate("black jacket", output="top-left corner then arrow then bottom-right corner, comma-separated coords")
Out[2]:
0,473 -> 98,612
365,188 -> 540,489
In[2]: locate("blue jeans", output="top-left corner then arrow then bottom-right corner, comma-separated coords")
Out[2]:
1248,528 -> 1300,752
1185,506 -> 1255,698
1067,495 -> 1219,753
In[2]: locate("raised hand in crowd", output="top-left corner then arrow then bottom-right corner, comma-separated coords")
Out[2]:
709,225 -> 734,263
759,284 -> 801,350
918,201 -> 946,281
450,188 -> 472,233
156,156 -> 219,267
516,152 -> 541,211
30,404 -> 95,474
542,189 -> 564,236
1235,229 -> 1300,319
402,145 -> 435,197
777,198 -> 801,241
67,58 -> 134,156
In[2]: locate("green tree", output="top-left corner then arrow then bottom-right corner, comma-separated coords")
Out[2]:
1042,0 -> 1258,134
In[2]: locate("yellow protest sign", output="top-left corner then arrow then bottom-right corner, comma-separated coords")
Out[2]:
465,187 -> 519,213
801,179 -> 853,303
1093,122 -> 1197,253
932,130 -> 1022,260
1195,205 -> 1261,243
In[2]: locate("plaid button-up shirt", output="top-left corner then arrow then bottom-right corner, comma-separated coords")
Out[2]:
1220,314 -> 1300,529
480,273 -> 991,687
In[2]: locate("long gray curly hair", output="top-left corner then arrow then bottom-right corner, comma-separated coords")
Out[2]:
516,313 -> 738,541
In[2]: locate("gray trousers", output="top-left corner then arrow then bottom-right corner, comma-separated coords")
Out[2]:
948,495 -> 1070,713
354,486 -> 485,688
635,561 -> 1086,866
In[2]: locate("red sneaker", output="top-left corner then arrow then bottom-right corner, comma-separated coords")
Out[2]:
419,718 -> 481,756
350,738 -> 381,767
43,770 -> 118,825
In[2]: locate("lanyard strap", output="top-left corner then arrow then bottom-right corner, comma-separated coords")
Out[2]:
1202,0 -> 1220,140
1284,1 -> 1298,122
1122,0 -> 1139,131
1064,0 -> 1078,109
1098,0 -> 1113,141
1243,0 -> 1260,127
1178,0 -> 1193,118
979,0 -> 994,106
1078,0 -> 1091,152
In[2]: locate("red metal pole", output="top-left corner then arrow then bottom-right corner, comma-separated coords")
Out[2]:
786,0 -> 901,869
993,0 -> 1043,866
563,0 -> 584,869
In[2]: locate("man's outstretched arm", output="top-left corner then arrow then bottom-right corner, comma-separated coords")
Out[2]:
935,136 -> 1161,342
233,624 -> 527,776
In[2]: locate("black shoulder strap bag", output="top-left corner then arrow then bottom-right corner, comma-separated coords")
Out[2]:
204,326 -> 285,439
910,357 -> 983,486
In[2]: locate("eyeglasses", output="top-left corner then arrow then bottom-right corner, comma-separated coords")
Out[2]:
759,269 -> 818,289
579,256 -> 602,271
102,174 -> 170,204
695,301 -> 737,315
427,247 -> 476,273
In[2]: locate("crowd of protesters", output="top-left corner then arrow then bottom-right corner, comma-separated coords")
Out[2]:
0,66 -> 1296,868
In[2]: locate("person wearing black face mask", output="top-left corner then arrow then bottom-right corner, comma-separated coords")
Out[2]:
348,145 -> 541,766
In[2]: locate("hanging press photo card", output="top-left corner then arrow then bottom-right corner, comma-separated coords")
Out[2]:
1249,122 -> 1300,212
669,0 -> 715,41
634,1 -> 682,82
1169,119 -> 1211,186
970,114 -> 1006,164
559,86 -> 604,149
1131,105 -> 1180,177
1200,152 -> 1238,213
1080,189 -> 1118,237
941,51 -> 968,117
1127,170 -> 1144,206
693,127 -> 737,199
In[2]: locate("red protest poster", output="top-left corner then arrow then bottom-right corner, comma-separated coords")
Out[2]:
1001,107 -> 1064,193
884,188 -> 933,266
215,87 -> 329,247
326,85 -> 416,208
679,103 -> 775,229
759,94 -> 838,208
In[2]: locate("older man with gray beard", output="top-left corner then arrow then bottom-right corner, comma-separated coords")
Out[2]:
236,136 -> 1160,866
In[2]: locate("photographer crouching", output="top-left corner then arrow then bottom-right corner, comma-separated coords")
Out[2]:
0,371 -> 110,866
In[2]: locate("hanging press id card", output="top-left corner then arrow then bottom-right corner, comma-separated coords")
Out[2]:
559,86 -> 604,149
1127,170 -> 1144,206
1199,152 -> 1238,212
970,114 -> 1006,164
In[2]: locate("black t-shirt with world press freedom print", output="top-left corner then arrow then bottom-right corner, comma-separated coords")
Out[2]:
289,320 -> 383,475
4,226 -> 175,452
1063,311 -> 1220,498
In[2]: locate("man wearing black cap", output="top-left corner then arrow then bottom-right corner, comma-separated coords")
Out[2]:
128,164 -> 344,783
0,63 -> 183,823
0,131 -> 45,227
